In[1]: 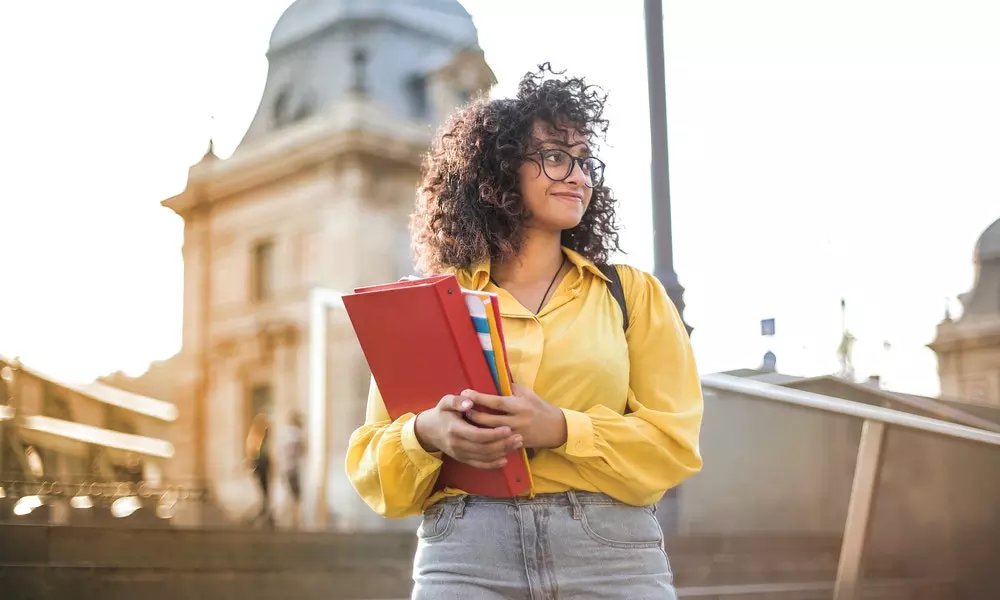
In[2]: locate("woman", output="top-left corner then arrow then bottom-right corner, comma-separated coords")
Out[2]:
346,64 -> 703,599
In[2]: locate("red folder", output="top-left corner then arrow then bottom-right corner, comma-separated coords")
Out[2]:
342,274 -> 531,497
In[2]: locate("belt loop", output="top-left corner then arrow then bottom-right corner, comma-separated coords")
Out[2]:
455,495 -> 467,518
567,490 -> 582,520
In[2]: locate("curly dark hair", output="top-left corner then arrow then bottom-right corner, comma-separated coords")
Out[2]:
410,63 -> 622,275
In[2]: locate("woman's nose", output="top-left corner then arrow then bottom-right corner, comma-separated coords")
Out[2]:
564,159 -> 589,186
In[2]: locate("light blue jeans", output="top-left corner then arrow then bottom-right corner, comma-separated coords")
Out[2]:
412,491 -> 676,599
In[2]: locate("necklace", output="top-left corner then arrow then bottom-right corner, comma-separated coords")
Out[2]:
490,257 -> 567,314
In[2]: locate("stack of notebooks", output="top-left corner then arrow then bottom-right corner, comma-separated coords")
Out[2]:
343,275 -> 533,497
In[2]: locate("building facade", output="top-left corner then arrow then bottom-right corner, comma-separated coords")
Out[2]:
121,0 -> 494,529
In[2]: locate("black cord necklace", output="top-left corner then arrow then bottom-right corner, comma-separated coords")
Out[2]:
490,257 -> 567,314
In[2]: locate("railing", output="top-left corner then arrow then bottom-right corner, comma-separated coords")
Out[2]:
0,355 -> 178,422
700,373 -> 1000,600
19,414 -> 175,458
0,478 -> 209,522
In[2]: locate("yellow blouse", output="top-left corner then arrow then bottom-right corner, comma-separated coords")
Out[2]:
345,247 -> 704,518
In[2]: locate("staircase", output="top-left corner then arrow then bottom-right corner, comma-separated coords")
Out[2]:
676,580 -> 958,599
667,533 -> 957,599
0,524 -> 414,600
0,524 -> 959,600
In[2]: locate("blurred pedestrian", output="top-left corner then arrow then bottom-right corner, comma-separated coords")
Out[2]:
245,413 -> 274,528
283,411 -> 306,528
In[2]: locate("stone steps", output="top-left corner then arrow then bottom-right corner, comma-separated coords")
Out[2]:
0,523 -> 416,571
0,566 -> 959,600
676,580 -> 959,600
0,524 -> 958,600
667,533 -> 903,587
0,566 -> 410,600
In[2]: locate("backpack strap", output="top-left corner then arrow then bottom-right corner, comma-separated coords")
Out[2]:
597,264 -> 629,334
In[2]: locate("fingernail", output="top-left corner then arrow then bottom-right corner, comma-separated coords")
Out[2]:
461,399 -> 473,410
514,440 -> 523,449
461,390 -> 473,398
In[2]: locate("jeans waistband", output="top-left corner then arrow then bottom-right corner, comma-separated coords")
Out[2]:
435,491 -> 630,508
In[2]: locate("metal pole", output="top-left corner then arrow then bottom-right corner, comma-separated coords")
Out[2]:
833,419 -> 887,600
644,0 -> 691,334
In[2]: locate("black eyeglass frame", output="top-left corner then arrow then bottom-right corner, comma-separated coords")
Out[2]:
525,148 -> 606,189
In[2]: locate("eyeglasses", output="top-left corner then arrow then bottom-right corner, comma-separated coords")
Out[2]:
527,148 -> 606,189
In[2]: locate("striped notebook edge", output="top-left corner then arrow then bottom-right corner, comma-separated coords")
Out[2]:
464,292 -> 501,393
462,290 -> 536,497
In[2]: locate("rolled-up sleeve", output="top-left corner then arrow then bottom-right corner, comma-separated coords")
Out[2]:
345,378 -> 444,518
551,267 -> 704,506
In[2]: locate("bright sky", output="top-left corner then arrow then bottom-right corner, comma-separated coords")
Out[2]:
1,1 -> 998,397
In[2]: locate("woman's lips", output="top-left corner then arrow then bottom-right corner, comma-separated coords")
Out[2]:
551,192 -> 584,202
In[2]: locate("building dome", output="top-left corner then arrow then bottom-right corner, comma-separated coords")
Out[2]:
269,0 -> 478,52
974,217 -> 1000,264
236,0 -> 490,151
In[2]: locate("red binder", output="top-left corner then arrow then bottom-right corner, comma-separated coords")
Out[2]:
342,274 -> 531,497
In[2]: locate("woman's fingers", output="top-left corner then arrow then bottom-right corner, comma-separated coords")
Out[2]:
461,389 -> 517,413
465,408 -> 511,428
452,436 -> 514,459
437,404 -> 522,466
452,435 -> 521,461
462,457 -> 509,470
448,417 -> 511,443
438,394 -> 473,413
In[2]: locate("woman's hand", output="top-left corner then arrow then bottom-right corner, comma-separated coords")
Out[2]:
462,383 -> 568,450
414,394 -> 523,469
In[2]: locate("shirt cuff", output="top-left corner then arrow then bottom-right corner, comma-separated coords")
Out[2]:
400,415 -> 444,472
555,408 -> 599,457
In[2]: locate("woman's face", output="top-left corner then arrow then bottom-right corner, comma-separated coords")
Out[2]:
517,122 -> 596,233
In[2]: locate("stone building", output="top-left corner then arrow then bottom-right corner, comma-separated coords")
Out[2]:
930,216 -> 1000,406
114,0 -> 495,529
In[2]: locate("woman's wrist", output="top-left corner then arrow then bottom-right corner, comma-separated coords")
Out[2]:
541,404 -> 568,449
413,410 -> 441,453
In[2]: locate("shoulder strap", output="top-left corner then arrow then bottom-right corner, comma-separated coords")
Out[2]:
597,264 -> 628,333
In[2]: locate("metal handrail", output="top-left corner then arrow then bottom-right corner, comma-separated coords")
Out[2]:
0,355 -> 177,423
701,372 -> 1000,448
19,415 -> 175,458
700,372 -> 1000,600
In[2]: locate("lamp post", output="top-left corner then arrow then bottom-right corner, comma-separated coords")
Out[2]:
644,0 -> 690,536
644,0 -> 691,335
